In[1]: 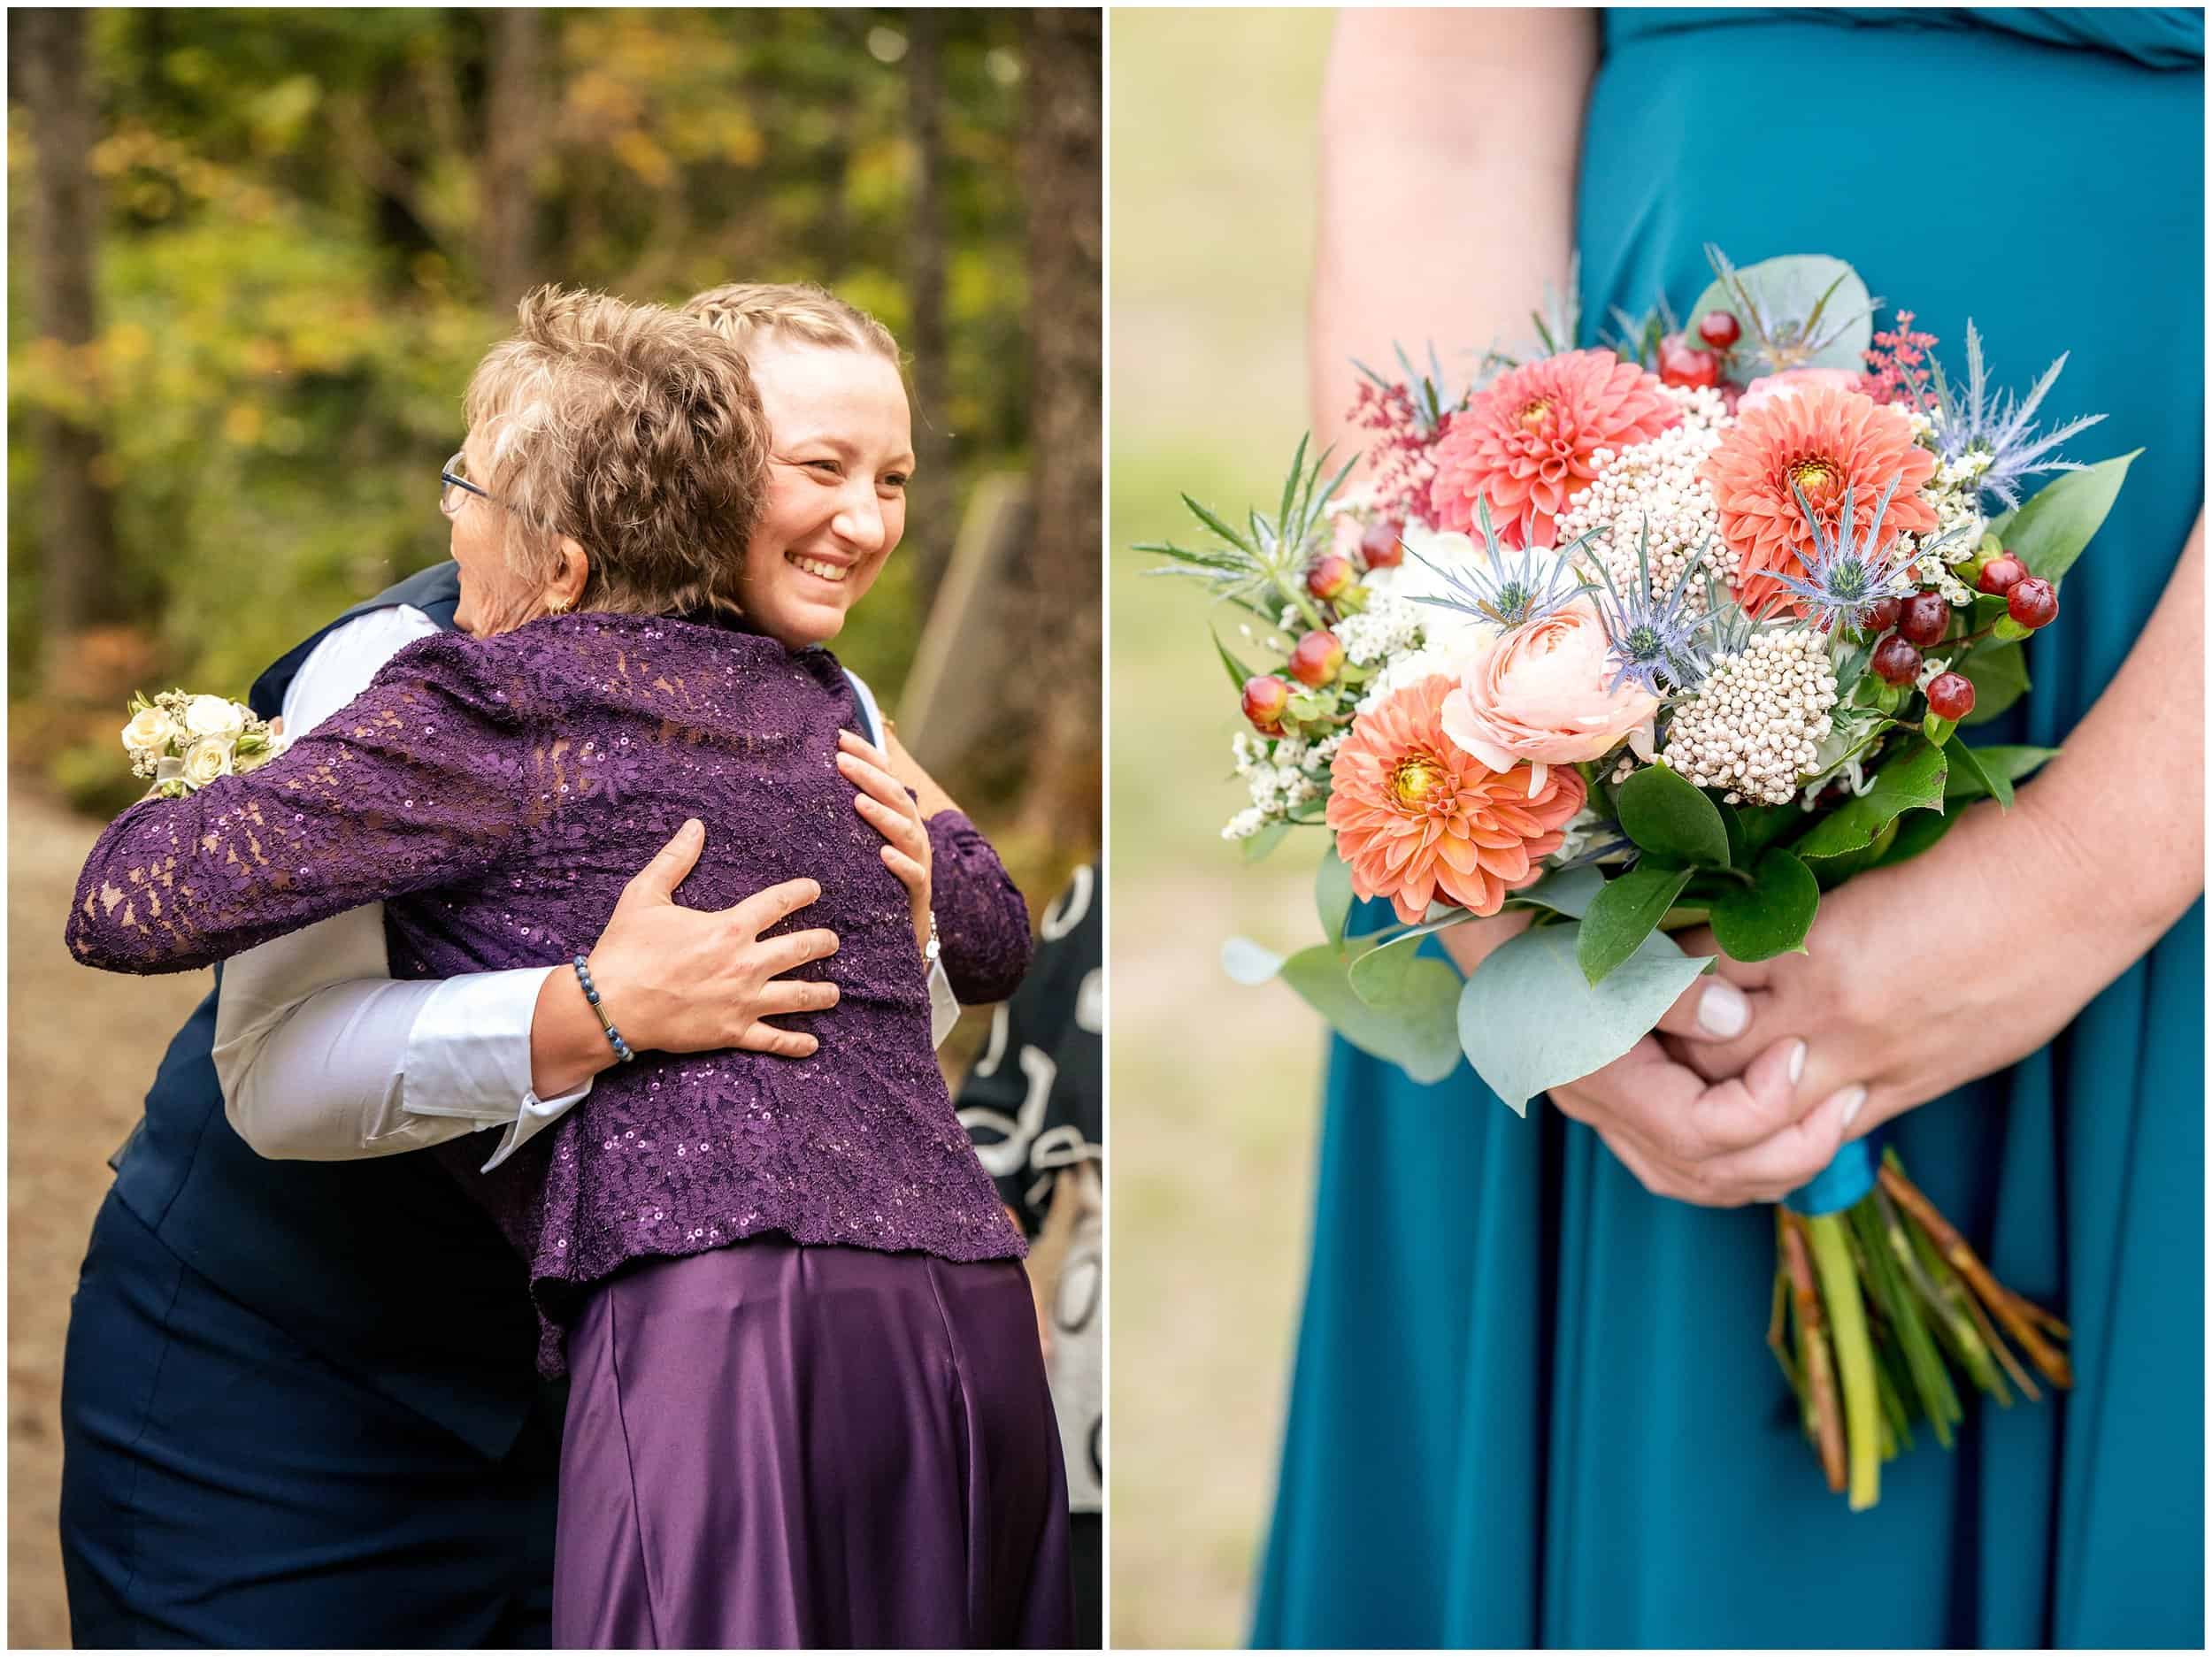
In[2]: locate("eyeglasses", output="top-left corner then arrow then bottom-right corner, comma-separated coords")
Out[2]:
439,451 -> 498,519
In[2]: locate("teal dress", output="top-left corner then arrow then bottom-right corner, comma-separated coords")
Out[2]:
1254,11 -> 2203,1648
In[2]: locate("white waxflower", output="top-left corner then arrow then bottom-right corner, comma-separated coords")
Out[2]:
1366,524 -> 1508,664
122,706 -> 178,756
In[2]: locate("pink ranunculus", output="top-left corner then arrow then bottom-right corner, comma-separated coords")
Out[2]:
1440,599 -> 1658,785
1736,366 -> 1864,415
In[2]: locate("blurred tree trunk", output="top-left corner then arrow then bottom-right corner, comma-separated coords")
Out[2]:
1011,9 -> 1102,848
904,9 -> 953,610
19,8 -> 121,654
481,8 -> 543,311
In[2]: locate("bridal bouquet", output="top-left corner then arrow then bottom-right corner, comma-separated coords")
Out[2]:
121,688 -> 283,797
1144,249 -> 2131,1508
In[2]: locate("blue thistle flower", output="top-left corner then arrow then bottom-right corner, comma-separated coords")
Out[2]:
1930,320 -> 2107,510
1767,476 -> 1926,633
1403,496 -> 1592,631
1587,518 -> 1716,696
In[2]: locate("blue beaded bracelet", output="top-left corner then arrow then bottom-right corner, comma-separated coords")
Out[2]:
572,955 -> 635,1063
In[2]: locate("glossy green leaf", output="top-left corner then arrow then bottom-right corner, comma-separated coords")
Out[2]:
1706,849 -> 1819,962
1578,863 -> 1695,985
1958,642 -> 2030,725
1941,743 -> 2059,806
2002,452 -> 2139,587
1616,763 -> 1732,868
1793,740 -> 1947,861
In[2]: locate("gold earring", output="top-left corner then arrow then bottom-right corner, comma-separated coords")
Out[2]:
546,595 -> 572,617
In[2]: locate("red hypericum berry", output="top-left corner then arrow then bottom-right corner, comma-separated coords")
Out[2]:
1307,554 -> 1356,602
1863,595 -> 1902,634
1657,332 -> 1721,389
1698,310 -> 1742,349
2008,577 -> 2059,629
1288,630 -> 1345,687
1977,553 -> 2029,596
1925,671 -> 1975,722
1898,592 -> 1950,648
1358,518 -> 1405,570
1240,674 -> 1289,733
1871,633 -> 1924,685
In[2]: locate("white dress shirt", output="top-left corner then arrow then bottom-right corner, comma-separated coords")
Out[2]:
214,605 -> 958,1171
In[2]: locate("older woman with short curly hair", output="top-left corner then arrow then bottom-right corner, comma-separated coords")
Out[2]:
67,287 -> 1071,1649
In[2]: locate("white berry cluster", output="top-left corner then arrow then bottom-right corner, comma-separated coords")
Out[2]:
1222,728 -> 1347,840
1555,384 -> 1732,604
1660,626 -> 1839,805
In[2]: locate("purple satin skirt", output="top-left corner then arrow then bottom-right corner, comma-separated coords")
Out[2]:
551,1238 -> 1073,1649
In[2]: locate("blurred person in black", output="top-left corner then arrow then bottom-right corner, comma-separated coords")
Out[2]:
957,863 -> 1102,1645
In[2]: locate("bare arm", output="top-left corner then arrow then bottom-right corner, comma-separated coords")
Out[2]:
1311,9 -> 1599,450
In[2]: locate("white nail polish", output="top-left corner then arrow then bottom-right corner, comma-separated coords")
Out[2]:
1787,1041 -> 1807,1085
1697,979 -> 1749,1039
1837,1086 -> 1868,1129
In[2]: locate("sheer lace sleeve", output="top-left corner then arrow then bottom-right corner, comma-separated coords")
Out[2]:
68,632 -> 533,976
925,808 -> 1033,1003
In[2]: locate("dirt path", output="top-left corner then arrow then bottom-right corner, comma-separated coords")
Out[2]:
9,786 -> 210,1647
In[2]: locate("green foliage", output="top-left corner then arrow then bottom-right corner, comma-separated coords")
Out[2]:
1459,924 -> 1713,1115
1616,761 -> 1732,868
1704,849 -> 1818,962
1578,861 -> 1695,984
12,10 -> 1034,814
1793,739 -> 1948,863
1990,451 -> 2138,587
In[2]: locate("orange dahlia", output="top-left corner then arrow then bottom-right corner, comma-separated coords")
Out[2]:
1428,349 -> 1678,550
1700,382 -> 1939,616
1326,676 -> 1586,924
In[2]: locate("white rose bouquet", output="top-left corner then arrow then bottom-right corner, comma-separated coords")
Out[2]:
121,688 -> 284,798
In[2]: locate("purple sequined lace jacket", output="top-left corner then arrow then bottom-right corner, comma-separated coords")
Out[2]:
69,612 -> 1031,1374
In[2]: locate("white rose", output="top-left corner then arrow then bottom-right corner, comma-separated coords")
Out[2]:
121,707 -> 178,756
1377,525 -> 1508,660
183,694 -> 246,740
180,736 -> 234,788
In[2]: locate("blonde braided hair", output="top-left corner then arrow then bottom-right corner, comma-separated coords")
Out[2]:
680,281 -> 902,364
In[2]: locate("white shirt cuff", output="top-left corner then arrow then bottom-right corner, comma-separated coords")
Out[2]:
401,966 -> 594,1169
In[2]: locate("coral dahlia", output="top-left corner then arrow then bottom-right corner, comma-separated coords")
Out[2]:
1428,349 -> 1678,551
1325,675 -> 1586,924
1701,383 -> 1938,616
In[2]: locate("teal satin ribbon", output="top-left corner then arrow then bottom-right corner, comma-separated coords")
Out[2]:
1782,1127 -> 1888,1217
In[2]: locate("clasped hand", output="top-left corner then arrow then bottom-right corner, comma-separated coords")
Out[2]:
1446,794 -> 2124,1208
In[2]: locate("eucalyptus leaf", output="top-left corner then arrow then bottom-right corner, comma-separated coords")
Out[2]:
1616,763 -> 1732,868
2001,452 -> 2137,587
1459,926 -> 1715,1115
1315,843 -> 1355,947
1706,850 -> 1819,962
1941,744 -> 2058,805
1282,939 -> 1464,1084
1688,253 -> 1876,378
1578,863 -> 1695,985
1958,642 -> 2029,725
1220,935 -> 1286,986
1241,821 -> 1290,863
1507,862 -> 1607,919
1348,932 -> 1422,1005
1793,740 -> 1947,862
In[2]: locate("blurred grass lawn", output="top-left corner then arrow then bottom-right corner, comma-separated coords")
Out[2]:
1109,10 -> 1340,1648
